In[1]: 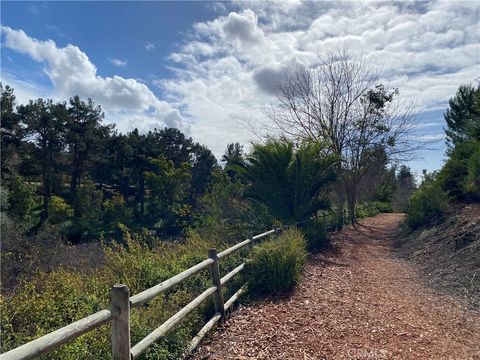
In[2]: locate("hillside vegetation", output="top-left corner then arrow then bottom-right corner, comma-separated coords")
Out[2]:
403,84 -> 480,308
0,53 -> 459,358
405,84 -> 480,229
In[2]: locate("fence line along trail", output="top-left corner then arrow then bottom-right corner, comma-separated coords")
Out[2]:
192,214 -> 480,360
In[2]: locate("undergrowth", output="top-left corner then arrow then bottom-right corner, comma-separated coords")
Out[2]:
0,227 -> 245,360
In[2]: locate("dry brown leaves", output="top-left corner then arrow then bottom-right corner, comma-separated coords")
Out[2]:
192,214 -> 480,360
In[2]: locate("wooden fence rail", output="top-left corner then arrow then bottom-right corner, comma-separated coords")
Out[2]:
0,227 -> 280,360
0,205 -> 370,360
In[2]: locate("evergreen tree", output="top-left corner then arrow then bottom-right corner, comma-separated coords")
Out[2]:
444,84 -> 480,149
190,144 -> 218,201
65,96 -> 110,196
222,142 -> 244,180
18,99 -> 67,221
1,84 -> 23,175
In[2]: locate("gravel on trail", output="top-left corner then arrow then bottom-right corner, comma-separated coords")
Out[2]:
192,213 -> 480,360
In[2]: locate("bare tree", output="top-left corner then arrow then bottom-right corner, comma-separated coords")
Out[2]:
265,48 -> 420,223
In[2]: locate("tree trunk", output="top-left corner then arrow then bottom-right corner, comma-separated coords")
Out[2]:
347,180 -> 358,224
40,140 -> 50,222
335,182 -> 345,230
334,160 -> 345,230
139,172 -> 145,216
348,195 -> 356,224
70,145 -> 80,196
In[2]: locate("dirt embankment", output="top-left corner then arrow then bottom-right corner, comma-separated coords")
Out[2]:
397,203 -> 480,310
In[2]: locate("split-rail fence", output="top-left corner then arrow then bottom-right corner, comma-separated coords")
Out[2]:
0,206 -> 365,360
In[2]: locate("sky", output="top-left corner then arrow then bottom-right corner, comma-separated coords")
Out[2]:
1,1 -> 479,177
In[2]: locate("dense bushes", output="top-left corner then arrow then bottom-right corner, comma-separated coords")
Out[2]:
465,145 -> 480,195
438,140 -> 480,200
246,228 -> 307,295
405,84 -> 479,230
0,229 -> 246,359
192,171 -> 273,245
3,175 -> 37,225
406,141 -> 479,229
1,224 -> 311,359
405,180 -> 448,229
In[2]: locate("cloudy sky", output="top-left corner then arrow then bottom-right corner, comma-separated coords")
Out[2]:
1,1 -> 479,175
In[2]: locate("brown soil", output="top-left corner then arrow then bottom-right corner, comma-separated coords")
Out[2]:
397,203 -> 480,309
192,214 -> 480,360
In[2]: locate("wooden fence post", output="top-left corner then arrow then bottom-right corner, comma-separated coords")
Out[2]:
248,232 -> 254,251
208,249 -> 225,318
111,284 -> 131,360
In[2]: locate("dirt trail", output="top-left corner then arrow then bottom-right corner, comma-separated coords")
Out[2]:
193,214 -> 480,360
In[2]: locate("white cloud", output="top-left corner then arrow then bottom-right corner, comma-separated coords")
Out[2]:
158,1 -> 480,158
1,69 -> 53,105
412,122 -> 444,129
1,26 -> 184,131
2,1 -> 479,167
222,9 -> 263,44
414,133 -> 446,142
144,42 -> 155,51
109,58 -> 127,67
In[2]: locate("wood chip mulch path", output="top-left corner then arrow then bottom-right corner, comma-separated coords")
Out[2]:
192,214 -> 480,360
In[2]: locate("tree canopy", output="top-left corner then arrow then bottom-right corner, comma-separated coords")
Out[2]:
444,84 -> 480,149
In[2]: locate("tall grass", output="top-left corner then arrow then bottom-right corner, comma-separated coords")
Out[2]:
246,228 -> 307,295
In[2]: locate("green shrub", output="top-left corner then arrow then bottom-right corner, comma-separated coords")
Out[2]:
302,218 -> 328,252
355,202 -> 380,219
246,228 -> 307,295
438,140 -> 480,199
0,229 -> 248,359
69,182 -> 103,243
355,204 -> 369,219
102,195 -> 132,233
465,143 -> 480,198
406,181 -> 448,229
48,196 -> 74,224
193,171 -> 273,245
374,201 -> 393,213
5,174 -> 37,224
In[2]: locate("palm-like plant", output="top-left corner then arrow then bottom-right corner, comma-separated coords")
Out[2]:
237,138 -> 337,224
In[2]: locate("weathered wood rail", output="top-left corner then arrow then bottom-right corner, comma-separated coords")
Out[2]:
0,204 -> 372,360
0,229 -> 279,360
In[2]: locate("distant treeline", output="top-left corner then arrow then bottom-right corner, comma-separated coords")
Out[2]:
1,82 -> 417,245
1,84 -> 240,242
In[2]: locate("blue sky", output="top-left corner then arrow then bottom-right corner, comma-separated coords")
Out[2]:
1,2 -> 213,96
1,1 -> 479,177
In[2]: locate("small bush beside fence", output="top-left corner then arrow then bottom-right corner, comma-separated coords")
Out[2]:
246,228 -> 308,295
302,219 -> 328,252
